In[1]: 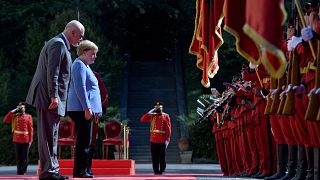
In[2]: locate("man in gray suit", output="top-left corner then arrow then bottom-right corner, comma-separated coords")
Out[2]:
26,20 -> 85,180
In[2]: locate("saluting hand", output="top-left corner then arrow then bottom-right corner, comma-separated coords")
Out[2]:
148,108 -> 155,114
10,108 -> 18,113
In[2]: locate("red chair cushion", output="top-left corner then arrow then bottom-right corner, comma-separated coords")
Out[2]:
102,138 -> 122,144
59,121 -> 72,138
58,138 -> 75,145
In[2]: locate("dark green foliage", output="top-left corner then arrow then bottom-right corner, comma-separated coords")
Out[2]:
188,121 -> 216,160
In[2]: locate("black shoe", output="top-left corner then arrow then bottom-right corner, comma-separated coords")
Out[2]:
86,167 -> 93,176
251,172 -> 261,178
39,173 -> 69,180
265,172 -> 286,180
254,173 -> 266,179
73,172 -> 94,178
56,174 -> 69,179
241,173 -> 254,177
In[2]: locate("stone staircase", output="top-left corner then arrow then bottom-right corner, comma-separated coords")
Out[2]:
123,60 -> 183,163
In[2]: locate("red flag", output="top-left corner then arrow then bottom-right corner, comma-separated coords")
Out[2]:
189,0 -> 224,87
243,0 -> 287,78
223,0 -> 261,63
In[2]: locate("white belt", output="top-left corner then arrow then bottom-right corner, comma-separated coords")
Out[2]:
14,130 -> 29,135
151,130 -> 166,134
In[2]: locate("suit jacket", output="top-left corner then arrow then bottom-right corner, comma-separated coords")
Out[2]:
67,59 -> 102,114
26,34 -> 71,116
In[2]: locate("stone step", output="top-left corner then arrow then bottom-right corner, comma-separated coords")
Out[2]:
128,77 -> 176,91
124,60 -> 181,164
129,61 -> 175,77
127,91 -> 177,108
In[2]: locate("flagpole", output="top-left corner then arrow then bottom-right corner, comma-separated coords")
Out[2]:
254,67 -> 263,88
294,0 -> 316,60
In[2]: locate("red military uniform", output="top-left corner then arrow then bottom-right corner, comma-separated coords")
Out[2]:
211,116 -> 228,176
3,109 -> 33,175
229,107 -> 243,175
140,106 -> 171,175
242,65 -> 273,177
223,119 -> 234,175
242,86 -> 260,175
3,111 -> 33,143
140,112 -> 171,143
236,85 -> 257,176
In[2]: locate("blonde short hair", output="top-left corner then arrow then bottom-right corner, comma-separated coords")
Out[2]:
77,40 -> 98,56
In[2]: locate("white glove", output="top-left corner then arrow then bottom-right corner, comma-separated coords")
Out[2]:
10,108 -> 18,113
270,89 -> 278,99
165,141 -> 169,149
308,88 -> 316,97
249,62 -> 258,69
285,84 -> 292,93
287,36 -> 302,51
148,108 -> 155,114
301,26 -> 313,41
279,90 -> 286,100
293,84 -> 306,95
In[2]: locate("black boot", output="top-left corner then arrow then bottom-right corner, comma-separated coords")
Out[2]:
279,145 -> 297,180
305,147 -> 314,180
265,144 -> 288,180
314,148 -> 320,180
291,145 -> 307,180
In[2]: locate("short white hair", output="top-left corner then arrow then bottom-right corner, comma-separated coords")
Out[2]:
64,20 -> 85,33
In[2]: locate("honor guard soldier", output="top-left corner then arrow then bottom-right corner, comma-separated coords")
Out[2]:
3,102 -> 33,175
140,102 -> 171,175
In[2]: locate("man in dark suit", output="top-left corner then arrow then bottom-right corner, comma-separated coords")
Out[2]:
25,20 -> 85,180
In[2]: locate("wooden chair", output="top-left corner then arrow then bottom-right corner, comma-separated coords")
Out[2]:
58,119 -> 75,159
102,120 -> 123,159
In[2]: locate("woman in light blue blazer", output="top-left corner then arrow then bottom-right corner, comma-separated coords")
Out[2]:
67,40 -> 102,178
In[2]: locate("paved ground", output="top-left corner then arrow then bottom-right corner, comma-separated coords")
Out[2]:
0,163 -> 262,179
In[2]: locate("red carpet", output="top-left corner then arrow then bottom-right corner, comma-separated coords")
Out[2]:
56,159 -> 136,175
0,174 -> 223,180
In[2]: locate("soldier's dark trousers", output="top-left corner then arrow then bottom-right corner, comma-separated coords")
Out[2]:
265,144 -> 287,180
151,142 -> 166,174
279,145 -> 297,180
305,147 -> 314,180
314,148 -> 320,180
291,145 -> 307,180
15,142 -> 29,175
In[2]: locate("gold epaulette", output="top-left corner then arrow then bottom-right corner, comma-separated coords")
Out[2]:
300,62 -> 316,74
